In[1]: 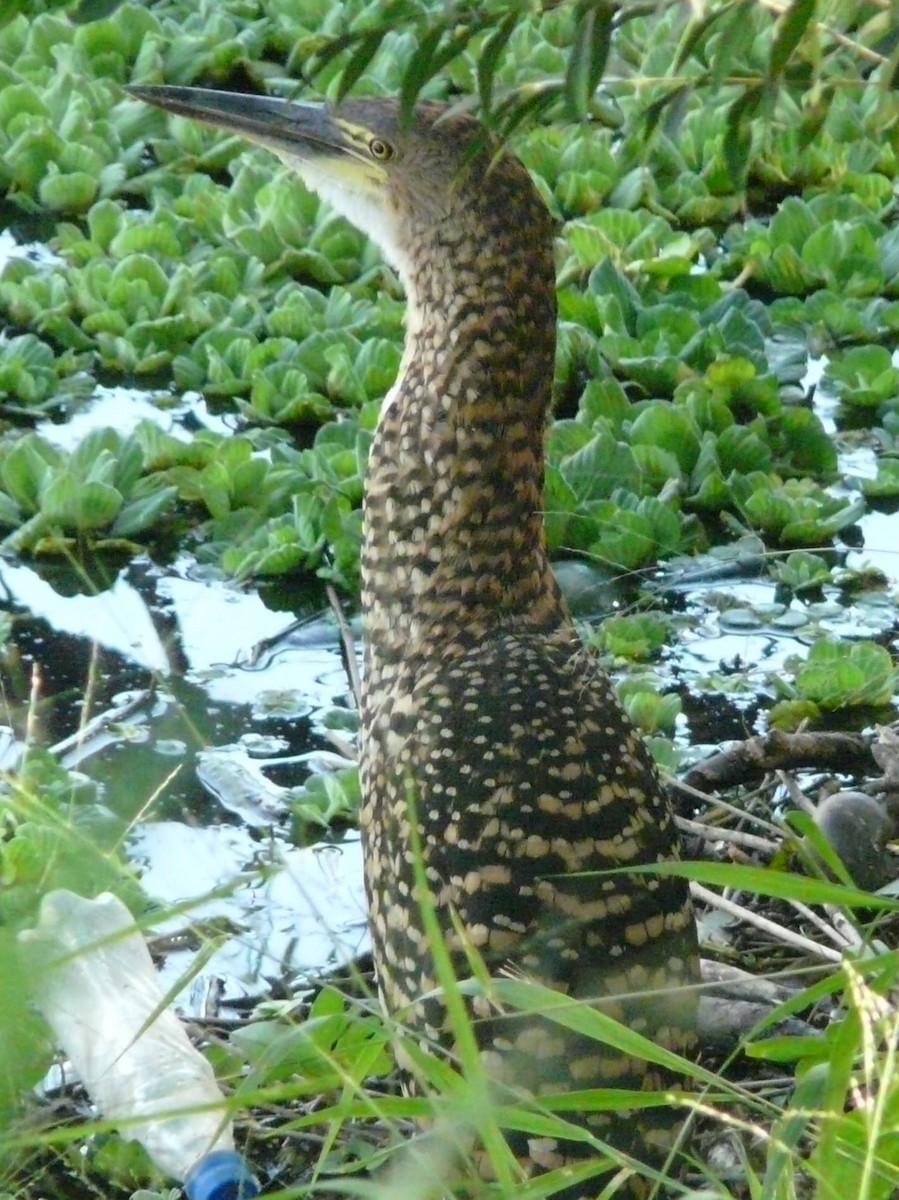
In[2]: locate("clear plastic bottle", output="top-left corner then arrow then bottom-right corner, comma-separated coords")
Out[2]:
20,890 -> 259,1200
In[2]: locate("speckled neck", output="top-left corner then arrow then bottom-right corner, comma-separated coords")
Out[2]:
360,152 -> 564,702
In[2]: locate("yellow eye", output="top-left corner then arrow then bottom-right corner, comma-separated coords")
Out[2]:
369,137 -> 393,160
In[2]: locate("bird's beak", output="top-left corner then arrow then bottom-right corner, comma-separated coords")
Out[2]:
126,85 -> 350,161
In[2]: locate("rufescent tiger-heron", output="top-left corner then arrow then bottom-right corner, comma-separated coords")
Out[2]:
129,85 -> 701,1196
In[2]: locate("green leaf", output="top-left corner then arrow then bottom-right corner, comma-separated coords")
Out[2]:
560,433 -> 639,503
762,1063 -> 829,1195
767,698 -> 822,731
594,614 -> 669,661
477,11 -> 517,114
564,0 -> 613,119
481,978 -> 721,1088
620,688 -> 681,736
673,0 -> 743,73
824,345 -> 899,410
0,929 -> 52,1125
41,473 -> 123,531
111,486 -> 178,537
862,459 -> 899,498
288,767 -> 360,829
628,404 -> 700,474
631,860 -> 899,912
335,31 -> 385,102
0,491 -> 20,527
769,551 -> 832,592
723,84 -> 763,191
794,639 -> 897,709
38,169 -> 97,213
400,23 -> 477,120
0,435 -> 59,511
588,496 -> 686,571
768,0 -> 817,81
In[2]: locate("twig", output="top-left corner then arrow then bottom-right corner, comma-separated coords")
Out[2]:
682,730 -> 874,793
323,730 -> 360,760
23,663 -> 41,761
79,641 -> 102,741
676,814 -> 778,855
823,905 -> 890,958
690,882 -> 844,964
786,899 -> 854,951
326,583 -> 362,709
775,770 -> 816,817
668,775 -> 785,837
51,687 -> 155,767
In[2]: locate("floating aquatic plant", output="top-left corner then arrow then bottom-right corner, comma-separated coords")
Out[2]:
0,428 -> 178,552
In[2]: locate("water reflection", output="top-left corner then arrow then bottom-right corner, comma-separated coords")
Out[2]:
130,822 -> 368,1012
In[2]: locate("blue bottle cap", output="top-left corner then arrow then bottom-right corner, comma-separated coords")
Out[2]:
184,1150 -> 260,1200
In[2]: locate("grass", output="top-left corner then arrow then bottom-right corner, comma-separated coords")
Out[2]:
3,0 -> 899,1197
5,725 -> 899,1199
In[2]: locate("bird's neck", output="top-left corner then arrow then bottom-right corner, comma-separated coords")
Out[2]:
361,222 -> 565,686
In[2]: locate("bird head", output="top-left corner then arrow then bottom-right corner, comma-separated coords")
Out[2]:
127,87 -> 504,291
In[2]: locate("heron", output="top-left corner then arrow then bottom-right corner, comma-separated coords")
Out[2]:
129,84 -> 700,1197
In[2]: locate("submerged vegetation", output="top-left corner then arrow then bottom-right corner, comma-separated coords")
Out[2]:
2,0 -> 899,1197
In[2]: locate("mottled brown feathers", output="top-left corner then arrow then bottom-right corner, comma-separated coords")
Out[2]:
351,100 -> 699,1193
127,81 -> 698,1194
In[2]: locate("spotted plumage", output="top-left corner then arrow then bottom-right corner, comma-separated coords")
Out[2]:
347,101 -> 700,1188
128,85 -> 700,1195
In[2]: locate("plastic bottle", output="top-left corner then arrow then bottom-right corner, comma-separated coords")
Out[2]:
20,889 -> 259,1200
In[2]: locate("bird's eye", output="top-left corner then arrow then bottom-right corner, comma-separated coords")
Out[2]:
369,137 -> 393,160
